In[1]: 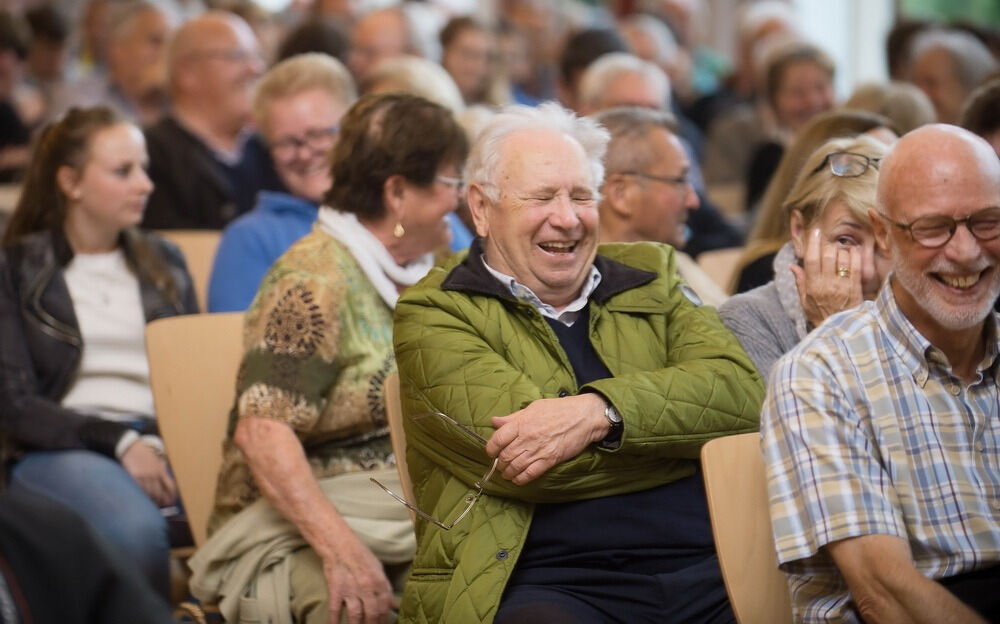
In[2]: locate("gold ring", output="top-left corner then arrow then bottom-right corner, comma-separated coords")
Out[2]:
837,266 -> 850,278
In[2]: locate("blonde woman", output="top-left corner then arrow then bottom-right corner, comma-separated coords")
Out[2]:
719,135 -> 888,377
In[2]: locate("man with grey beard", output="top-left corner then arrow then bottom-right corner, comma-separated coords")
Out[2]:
761,124 -> 1000,624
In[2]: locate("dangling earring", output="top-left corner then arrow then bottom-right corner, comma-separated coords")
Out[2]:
393,222 -> 405,238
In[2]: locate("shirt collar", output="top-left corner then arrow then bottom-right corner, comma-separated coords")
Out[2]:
480,254 -> 602,326
876,276 -> 1000,386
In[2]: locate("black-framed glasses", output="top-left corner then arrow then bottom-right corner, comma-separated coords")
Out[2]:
617,171 -> 691,189
878,207 -> 1000,248
370,411 -> 497,531
813,151 -> 881,178
270,126 -> 339,161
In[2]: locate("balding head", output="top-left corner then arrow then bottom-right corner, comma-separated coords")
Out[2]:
166,11 -> 262,134
873,123 -> 1000,343
349,7 -> 415,83
878,124 -> 1000,222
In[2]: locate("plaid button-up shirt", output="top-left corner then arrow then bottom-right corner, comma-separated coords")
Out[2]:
762,282 -> 1000,623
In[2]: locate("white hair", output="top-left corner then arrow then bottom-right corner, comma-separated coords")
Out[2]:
577,52 -> 670,111
619,14 -> 679,65
909,28 -> 998,90
465,101 -> 610,202
365,54 -> 464,114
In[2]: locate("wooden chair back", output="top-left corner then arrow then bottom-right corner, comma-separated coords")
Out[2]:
146,312 -> 244,547
384,374 -> 416,523
701,433 -> 793,624
157,230 -> 221,311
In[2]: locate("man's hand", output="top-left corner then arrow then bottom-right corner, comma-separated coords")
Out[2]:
486,393 -> 610,485
121,442 -> 178,507
322,527 -> 396,624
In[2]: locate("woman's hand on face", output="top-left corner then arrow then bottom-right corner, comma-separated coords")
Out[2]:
790,227 -> 863,328
121,441 -> 178,507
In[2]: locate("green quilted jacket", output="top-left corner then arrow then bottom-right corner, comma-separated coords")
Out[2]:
393,240 -> 765,623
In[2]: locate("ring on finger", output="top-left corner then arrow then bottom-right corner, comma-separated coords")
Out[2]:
837,266 -> 850,278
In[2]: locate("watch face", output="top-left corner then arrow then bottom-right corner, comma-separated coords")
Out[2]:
606,405 -> 622,424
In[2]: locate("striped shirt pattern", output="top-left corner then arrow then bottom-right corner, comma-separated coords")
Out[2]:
762,283 -> 1000,622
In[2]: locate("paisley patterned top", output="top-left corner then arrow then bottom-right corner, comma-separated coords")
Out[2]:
208,225 -> 396,534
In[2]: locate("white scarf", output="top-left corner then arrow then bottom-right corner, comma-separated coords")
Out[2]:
316,206 -> 434,308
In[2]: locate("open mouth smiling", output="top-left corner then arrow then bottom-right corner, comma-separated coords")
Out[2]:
538,241 -> 577,254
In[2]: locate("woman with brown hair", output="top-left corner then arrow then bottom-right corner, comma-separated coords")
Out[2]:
0,106 -> 197,598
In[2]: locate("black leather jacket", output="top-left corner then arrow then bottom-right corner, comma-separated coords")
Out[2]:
0,229 -> 198,466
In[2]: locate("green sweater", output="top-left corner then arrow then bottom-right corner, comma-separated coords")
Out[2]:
393,240 -> 765,623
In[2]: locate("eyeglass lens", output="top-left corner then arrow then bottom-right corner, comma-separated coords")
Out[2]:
909,208 -> 1000,247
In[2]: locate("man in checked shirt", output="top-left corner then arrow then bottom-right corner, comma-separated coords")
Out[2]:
762,124 -> 1000,623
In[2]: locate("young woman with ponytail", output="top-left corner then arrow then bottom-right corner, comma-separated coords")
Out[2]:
0,106 -> 197,598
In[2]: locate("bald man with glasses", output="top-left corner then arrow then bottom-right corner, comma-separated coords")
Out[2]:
762,124 -> 1000,623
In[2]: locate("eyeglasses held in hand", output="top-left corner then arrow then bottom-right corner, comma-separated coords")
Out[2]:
813,151 -> 881,178
877,206 -> 1000,248
370,411 -> 497,531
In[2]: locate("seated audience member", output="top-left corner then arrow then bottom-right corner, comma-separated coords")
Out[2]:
189,93 -> 468,624
557,27 -> 629,111
907,28 -> 998,125
142,11 -> 279,229
704,38 -> 835,205
844,80 -> 936,135
593,106 -> 727,306
440,16 -> 504,106
763,124 -> 1000,622
363,54 -> 474,250
274,16 -> 350,64
743,40 -> 837,210
23,4 -> 71,111
0,9 -> 31,182
0,488 -> 175,623
207,53 -> 356,313
961,77 -> 1000,158
577,52 -> 741,256
391,102 -> 765,623
348,6 -> 417,84
49,1 -> 176,126
733,109 -> 895,293
363,54 -> 465,114
0,107 -> 198,598
719,135 -> 888,377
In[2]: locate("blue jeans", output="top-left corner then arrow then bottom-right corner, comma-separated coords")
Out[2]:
7,449 -> 170,598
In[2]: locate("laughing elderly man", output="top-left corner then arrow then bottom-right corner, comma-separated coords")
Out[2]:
762,124 -> 1000,623
391,102 -> 764,623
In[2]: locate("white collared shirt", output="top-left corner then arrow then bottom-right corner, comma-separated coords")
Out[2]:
481,255 -> 602,327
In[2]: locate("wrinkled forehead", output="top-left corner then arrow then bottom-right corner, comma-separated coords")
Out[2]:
496,128 -> 595,191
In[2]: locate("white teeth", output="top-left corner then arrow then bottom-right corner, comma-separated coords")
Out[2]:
941,274 -> 979,289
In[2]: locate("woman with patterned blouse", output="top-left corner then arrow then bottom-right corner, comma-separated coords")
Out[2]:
190,93 -> 468,624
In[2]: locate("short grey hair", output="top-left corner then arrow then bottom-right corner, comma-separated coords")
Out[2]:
465,101 -> 610,203
909,28 -> 998,90
364,54 -> 464,114
577,52 -> 670,111
590,106 -> 677,176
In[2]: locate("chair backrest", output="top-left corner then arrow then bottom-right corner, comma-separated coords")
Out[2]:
384,373 -> 416,523
146,312 -> 244,547
157,230 -> 221,312
701,433 -> 793,624
697,246 -> 744,292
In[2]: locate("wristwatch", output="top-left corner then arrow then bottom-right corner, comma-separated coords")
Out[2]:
601,401 -> 623,448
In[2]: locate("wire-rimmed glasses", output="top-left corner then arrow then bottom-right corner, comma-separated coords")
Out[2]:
812,151 -> 881,178
370,411 -> 497,531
